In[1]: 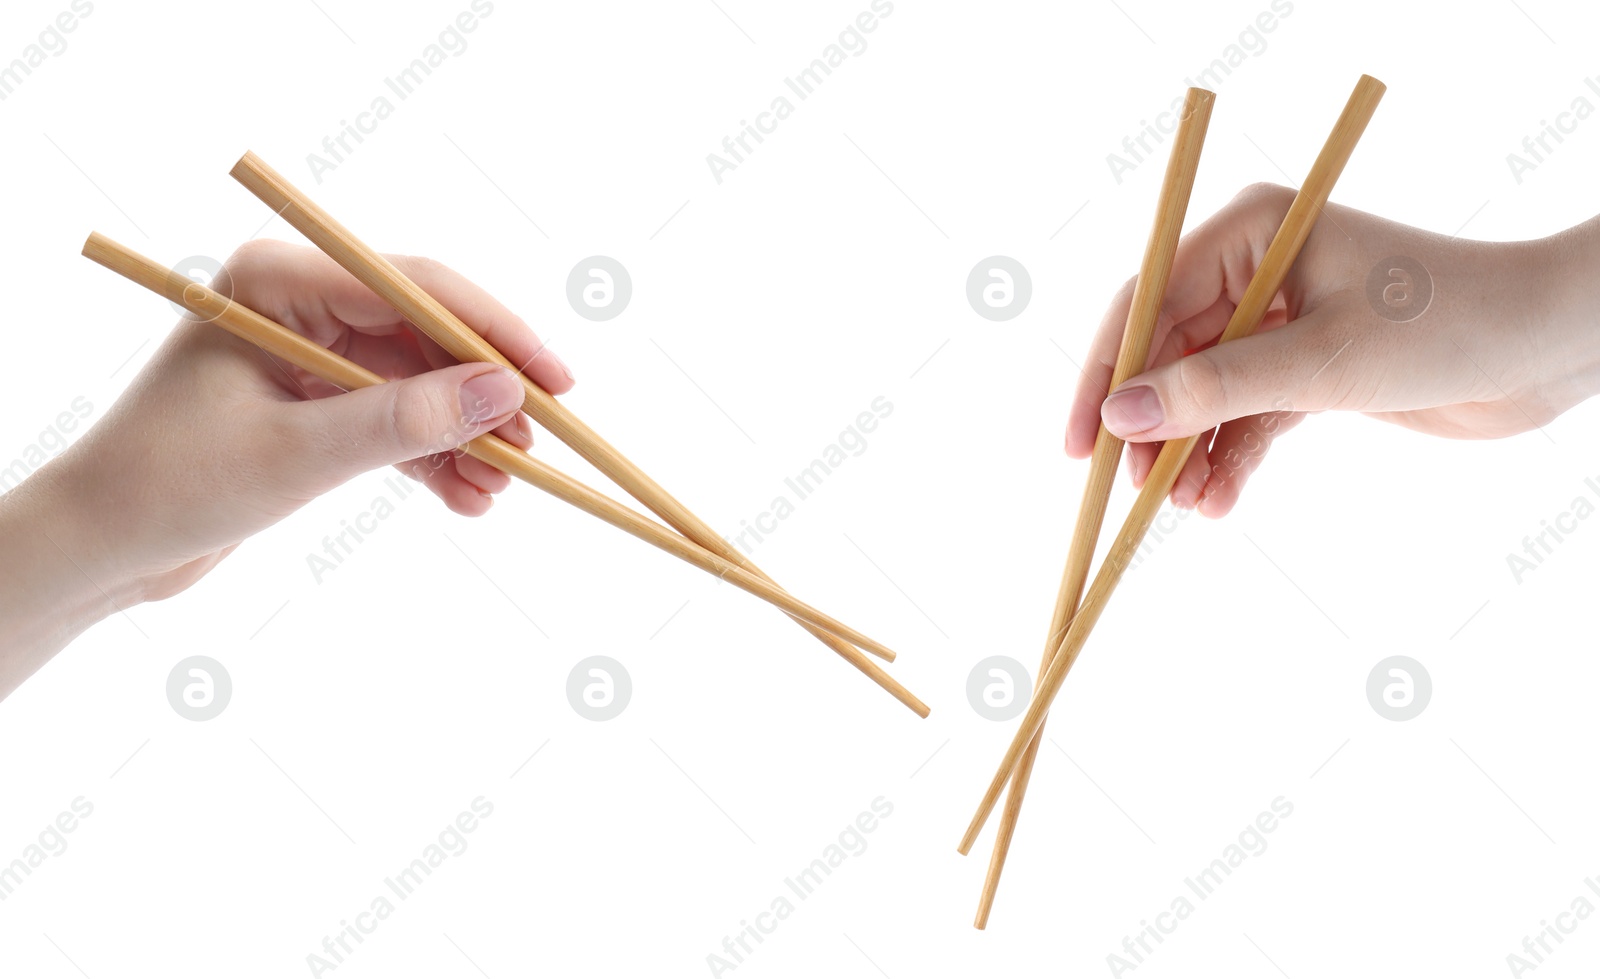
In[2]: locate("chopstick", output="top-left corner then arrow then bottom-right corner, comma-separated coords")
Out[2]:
958,74 -> 1386,855
229,152 -> 929,718
82,231 -> 910,669
971,87 -> 1215,929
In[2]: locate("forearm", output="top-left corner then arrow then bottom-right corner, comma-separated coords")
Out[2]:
0,465 -> 140,700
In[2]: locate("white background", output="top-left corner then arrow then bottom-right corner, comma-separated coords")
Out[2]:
2,0 -> 1599,976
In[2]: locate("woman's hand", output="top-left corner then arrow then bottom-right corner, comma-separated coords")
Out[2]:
1067,183 -> 1600,518
0,239 -> 571,696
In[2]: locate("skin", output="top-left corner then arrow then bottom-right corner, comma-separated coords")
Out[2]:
1068,183 -> 1600,517
6,188 -> 1600,698
0,239 -> 572,699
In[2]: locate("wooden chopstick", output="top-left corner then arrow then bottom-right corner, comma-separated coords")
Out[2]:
82,231 -> 912,669
228,152 -> 928,718
958,74 -> 1386,855
972,87 -> 1215,929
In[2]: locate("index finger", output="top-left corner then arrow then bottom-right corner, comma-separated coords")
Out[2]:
387,254 -> 574,396
1065,183 -> 1298,456
223,240 -> 574,396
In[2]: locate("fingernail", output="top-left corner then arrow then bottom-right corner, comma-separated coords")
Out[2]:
1103,385 -> 1164,437
460,369 -> 523,426
514,413 -> 534,444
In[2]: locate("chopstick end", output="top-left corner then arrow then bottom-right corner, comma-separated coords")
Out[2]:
230,149 -> 266,182
80,230 -> 107,259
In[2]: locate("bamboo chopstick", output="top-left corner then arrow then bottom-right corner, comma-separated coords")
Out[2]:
971,87 -> 1215,929
228,152 -> 928,718
82,231 -> 910,668
958,74 -> 1386,855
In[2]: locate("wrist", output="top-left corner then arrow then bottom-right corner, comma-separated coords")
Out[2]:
1528,218 -> 1600,412
0,459 -> 144,697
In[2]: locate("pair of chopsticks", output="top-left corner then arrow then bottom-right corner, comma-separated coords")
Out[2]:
960,75 -> 1386,925
82,152 -> 928,718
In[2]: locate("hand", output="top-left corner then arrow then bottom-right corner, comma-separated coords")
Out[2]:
0,239 -> 572,697
1066,183 -> 1600,517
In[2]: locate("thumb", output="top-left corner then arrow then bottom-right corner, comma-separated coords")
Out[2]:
282,364 -> 525,490
1100,312 -> 1354,441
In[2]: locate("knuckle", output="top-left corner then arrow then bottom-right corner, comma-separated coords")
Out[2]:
221,239 -> 295,285
1232,181 -> 1294,210
387,381 -> 454,454
1097,276 -> 1142,334
1112,273 -> 1139,306
1229,183 -> 1299,233
218,240 -> 304,309
223,237 -> 279,270
390,254 -> 452,280
1173,355 -> 1229,417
